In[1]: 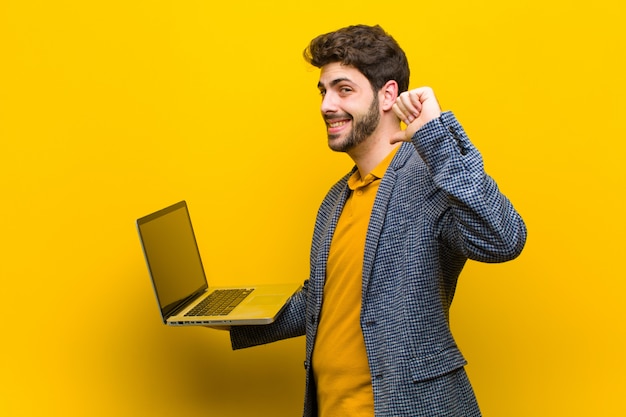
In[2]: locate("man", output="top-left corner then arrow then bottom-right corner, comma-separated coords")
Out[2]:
227,24 -> 527,416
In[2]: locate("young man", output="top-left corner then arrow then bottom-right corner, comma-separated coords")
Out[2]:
228,24 -> 527,416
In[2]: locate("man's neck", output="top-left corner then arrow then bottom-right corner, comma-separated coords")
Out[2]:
348,126 -> 402,177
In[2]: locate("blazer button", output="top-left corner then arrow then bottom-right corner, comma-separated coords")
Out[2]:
447,126 -> 461,140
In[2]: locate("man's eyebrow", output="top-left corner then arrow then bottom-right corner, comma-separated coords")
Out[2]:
317,77 -> 353,89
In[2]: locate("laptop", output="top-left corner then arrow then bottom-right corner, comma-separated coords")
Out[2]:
136,200 -> 301,326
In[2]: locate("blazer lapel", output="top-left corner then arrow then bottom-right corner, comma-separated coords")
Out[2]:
312,180 -> 352,304
361,143 -> 411,296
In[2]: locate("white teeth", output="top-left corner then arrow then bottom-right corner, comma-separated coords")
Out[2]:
329,121 -> 347,128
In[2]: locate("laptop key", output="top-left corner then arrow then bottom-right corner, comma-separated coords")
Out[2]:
185,288 -> 254,316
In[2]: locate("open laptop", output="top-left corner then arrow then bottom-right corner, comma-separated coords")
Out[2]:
136,200 -> 301,326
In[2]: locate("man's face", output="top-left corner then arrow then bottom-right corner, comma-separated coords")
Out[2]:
317,63 -> 380,153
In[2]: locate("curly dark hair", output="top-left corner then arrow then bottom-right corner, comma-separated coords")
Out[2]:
303,24 -> 410,94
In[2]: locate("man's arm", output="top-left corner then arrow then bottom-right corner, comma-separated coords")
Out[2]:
392,87 -> 527,262
229,281 -> 308,350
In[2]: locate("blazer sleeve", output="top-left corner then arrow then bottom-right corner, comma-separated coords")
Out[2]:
412,111 -> 527,263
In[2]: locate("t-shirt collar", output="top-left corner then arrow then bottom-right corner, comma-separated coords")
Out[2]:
347,146 -> 400,191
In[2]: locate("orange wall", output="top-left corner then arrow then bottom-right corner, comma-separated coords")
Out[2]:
1,1 -> 624,416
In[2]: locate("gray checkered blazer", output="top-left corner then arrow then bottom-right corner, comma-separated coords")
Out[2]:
231,112 -> 527,416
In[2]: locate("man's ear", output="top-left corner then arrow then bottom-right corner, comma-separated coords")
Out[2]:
379,80 -> 399,111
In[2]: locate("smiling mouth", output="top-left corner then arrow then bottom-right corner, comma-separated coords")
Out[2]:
328,120 -> 349,128
326,116 -> 352,133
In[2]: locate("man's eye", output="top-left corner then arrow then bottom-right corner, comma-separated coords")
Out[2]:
319,90 -> 326,97
340,87 -> 352,94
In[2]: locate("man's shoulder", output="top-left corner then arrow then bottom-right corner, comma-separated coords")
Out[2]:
388,143 -> 427,177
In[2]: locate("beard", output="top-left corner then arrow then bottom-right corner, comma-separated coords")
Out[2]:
327,95 -> 380,153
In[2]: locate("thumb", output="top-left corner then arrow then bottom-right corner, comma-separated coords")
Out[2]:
389,131 -> 407,144
389,127 -> 416,144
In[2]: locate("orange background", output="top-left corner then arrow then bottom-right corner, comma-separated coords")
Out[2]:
1,0 -> 624,415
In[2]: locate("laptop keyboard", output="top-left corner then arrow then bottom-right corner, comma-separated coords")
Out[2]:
185,288 -> 254,317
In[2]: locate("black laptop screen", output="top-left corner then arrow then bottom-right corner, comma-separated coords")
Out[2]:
137,201 -> 208,321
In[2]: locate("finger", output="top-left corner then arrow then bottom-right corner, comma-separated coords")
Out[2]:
204,325 -> 231,331
399,92 -> 422,121
393,98 -> 413,125
409,86 -> 441,124
410,86 -> 433,104
392,101 -> 411,125
411,94 -> 423,114
393,95 -> 416,126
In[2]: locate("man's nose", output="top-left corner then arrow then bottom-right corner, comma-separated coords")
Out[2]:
320,92 -> 338,114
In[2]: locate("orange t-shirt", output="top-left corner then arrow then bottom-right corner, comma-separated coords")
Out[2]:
312,147 -> 398,417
